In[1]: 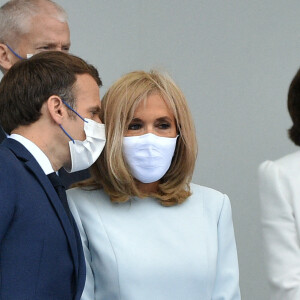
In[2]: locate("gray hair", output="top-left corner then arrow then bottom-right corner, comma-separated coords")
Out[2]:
0,0 -> 68,46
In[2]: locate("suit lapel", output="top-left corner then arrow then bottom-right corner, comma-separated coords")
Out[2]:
72,215 -> 86,299
25,159 -> 80,277
3,139 -> 80,285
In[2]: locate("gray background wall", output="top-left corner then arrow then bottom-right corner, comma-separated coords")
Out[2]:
7,0 -> 300,298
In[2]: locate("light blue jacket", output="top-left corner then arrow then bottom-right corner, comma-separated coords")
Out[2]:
68,183 -> 241,300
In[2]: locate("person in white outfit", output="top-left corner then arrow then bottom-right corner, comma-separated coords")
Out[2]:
259,67 -> 300,300
67,70 -> 241,300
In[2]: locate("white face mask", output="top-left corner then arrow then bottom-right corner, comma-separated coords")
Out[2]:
64,120 -> 106,173
60,101 -> 106,173
122,133 -> 178,183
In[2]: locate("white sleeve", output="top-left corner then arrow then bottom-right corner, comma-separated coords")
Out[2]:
259,161 -> 300,300
68,198 -> 95,300
212,195 -> 241,300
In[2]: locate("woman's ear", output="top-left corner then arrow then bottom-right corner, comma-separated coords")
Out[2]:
47,96 -> 66,125
0,43 -> 16,72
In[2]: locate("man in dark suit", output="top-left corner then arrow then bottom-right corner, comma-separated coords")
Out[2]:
0,51 -> 105,299
0,0 -> 89,187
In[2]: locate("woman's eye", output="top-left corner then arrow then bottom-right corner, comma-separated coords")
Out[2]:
158,123 -> 171,129
128,123 -> 142,130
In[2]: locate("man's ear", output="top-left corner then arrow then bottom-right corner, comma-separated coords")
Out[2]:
47,96 -> 66,125
0,43 -> 15,72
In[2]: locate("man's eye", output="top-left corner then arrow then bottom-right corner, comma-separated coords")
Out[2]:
39,46 -> 50,50
128,123 -> 142,130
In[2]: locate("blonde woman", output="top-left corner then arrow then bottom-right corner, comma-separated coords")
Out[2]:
67,70 -> 241,300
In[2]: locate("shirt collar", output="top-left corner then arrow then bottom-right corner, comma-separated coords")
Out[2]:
9,134 -> 54,175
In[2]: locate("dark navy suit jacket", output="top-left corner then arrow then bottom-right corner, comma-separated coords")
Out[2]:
0,139 -> 86,300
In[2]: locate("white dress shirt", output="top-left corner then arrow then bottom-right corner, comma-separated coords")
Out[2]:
9,134 -> 54,175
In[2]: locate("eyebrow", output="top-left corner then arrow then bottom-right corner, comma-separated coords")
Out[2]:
155,116 -> 173,122
130,116 -> 173,122
130,118 -> 143,122
91,106 -> 102,113
36,42 -> 71,48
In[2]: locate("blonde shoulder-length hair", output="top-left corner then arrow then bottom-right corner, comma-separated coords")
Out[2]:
82,70 -> 197,206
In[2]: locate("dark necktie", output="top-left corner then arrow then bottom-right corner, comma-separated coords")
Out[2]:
47,172 -> 73,223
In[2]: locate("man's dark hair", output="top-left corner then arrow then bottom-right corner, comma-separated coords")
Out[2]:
0,51 -> 102,134
288,67 -> 300,146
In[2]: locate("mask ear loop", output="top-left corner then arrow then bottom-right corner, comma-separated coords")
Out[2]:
5,44 -> 25,60
59,124 -> 75,144
62,100 -> 88,123
59,99 -> 89,144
